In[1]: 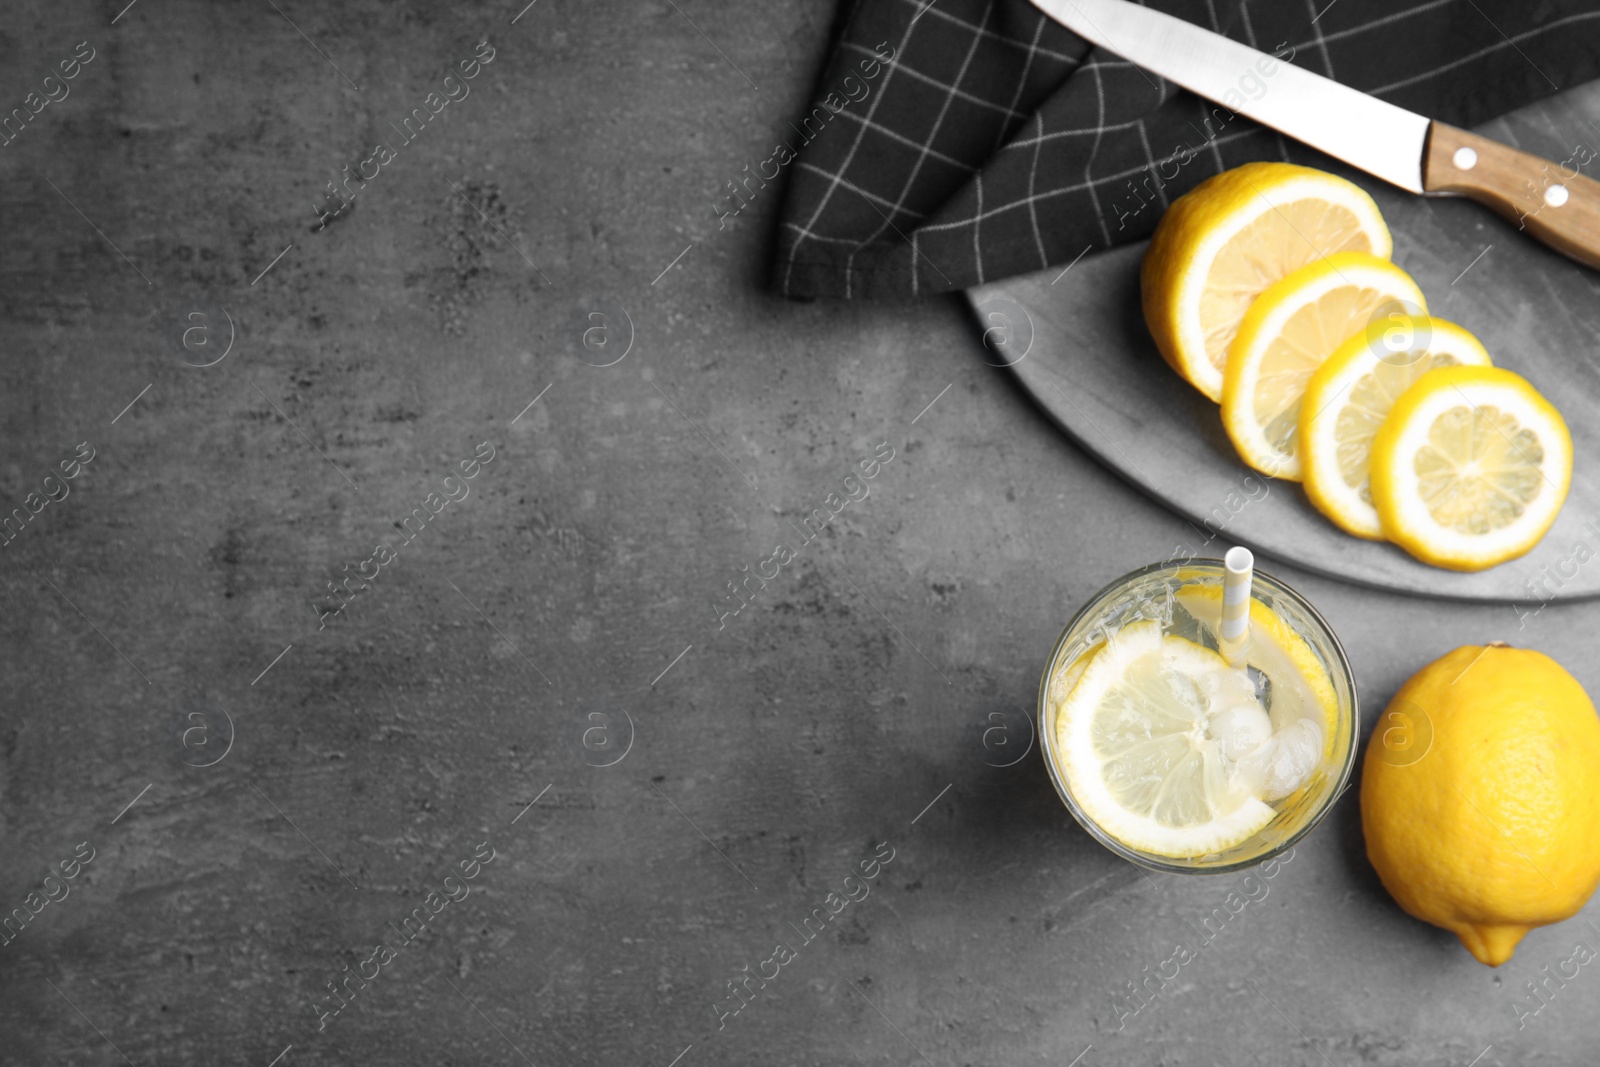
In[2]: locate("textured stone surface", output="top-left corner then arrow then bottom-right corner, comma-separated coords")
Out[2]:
0,1 -> 1596,1064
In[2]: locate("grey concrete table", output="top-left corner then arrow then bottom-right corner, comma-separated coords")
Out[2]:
0,2 -> 1595,1064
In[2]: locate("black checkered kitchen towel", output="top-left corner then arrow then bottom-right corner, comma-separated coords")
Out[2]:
770,0 -> 1600,300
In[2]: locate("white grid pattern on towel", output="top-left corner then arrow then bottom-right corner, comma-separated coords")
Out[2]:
773,0 -> 1600,299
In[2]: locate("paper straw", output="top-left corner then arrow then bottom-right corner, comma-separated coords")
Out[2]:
1219,546 -> 1254,667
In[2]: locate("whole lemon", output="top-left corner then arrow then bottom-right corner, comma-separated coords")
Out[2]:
1362,644 -> 1600,966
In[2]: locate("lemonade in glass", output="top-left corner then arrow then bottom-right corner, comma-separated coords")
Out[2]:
1038,555 -> 1358,873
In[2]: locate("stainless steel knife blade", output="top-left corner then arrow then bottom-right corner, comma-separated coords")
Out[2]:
1029,0 -> 1430,192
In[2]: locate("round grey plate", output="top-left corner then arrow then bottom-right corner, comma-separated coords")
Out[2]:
966,87 -> 1600,603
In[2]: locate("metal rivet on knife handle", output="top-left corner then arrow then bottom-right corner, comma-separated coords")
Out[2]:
1424,122 -> 1600,271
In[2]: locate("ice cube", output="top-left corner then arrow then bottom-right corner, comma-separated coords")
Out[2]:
1209,702 -> 1273,762
1234,717 -> 1323,802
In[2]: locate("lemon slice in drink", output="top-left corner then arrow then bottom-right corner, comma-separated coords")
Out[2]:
1053,619 -> 1275,858
1301,317 -> 1492,539
1222,252 -> 1426,481
1370,366 -> 1572,571
1143,163 -> 1391,402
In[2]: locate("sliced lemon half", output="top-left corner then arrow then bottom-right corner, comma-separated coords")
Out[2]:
1222,252 -> 1426,481
1370,365 -> 1572,571
1301,317 -> 1493,539
1053,619 -> 1275,858
1143,163 -> 1391,402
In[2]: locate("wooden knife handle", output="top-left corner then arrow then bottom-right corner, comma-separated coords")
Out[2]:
1423,122 -> 1600,270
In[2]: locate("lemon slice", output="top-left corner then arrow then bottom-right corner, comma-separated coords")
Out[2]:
1174,584 -> 1340,764
1370,365 -> 1572,571
1301,317 -> 1493,539
1221,252 -> 1426,481
1053,619 -> 1275,858
1143,162 -> 1391,402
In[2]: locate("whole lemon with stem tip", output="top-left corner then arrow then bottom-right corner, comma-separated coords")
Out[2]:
1361,643 -> 1600,966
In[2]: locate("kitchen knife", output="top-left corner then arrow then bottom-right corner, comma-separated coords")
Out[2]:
1028,0 -> 1600,269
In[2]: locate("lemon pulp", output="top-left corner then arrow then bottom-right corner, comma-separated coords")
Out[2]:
1199,199 -> 1372,375
1415,404 -> 1545,534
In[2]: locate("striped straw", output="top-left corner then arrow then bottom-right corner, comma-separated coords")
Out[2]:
1219,546 -> 1254,668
